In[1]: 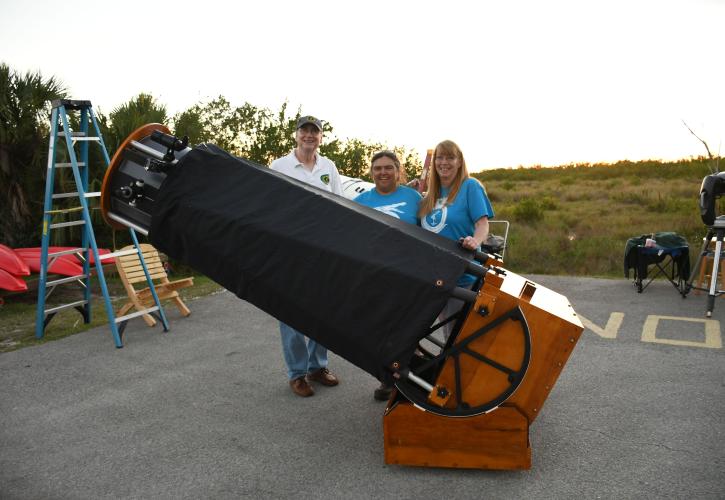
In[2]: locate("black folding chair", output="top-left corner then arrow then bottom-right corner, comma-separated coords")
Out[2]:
624,233 -> 690,294
633,245 -> 689,293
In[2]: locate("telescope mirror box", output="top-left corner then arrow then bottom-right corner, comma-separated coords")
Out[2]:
101,124 -> 584,470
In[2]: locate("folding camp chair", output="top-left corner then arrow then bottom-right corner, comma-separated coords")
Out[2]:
115,243 -> 194,327
634,245 -> 689,293
624,233 -> 690,294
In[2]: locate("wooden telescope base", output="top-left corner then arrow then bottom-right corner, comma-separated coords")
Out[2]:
383,397 -> 531,470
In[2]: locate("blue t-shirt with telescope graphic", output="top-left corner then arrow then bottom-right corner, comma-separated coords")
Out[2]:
421,178 -> 494,286
353,185 -> 421,225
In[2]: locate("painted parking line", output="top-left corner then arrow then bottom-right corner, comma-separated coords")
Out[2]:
642,315 -> 722,349
579,312 -> 722,349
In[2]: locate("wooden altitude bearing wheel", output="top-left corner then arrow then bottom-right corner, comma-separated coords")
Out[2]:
393,305 -> 532,417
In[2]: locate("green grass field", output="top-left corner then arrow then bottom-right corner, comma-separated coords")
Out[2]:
475,157 -> 720,276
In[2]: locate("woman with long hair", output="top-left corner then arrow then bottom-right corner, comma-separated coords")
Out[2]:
419,140 -> 494,337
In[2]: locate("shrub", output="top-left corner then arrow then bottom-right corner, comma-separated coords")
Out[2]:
539,196 -> 559,210
645,195 -> 694,214
559,176 -> 575,186
513,199 -> 544,223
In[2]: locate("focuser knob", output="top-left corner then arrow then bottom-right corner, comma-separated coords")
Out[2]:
116,181 -> 145,206
117,186 -> 133,199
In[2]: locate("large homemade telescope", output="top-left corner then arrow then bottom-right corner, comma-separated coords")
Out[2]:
101,124 -> 583,470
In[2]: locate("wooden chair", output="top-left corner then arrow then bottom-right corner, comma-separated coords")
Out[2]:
115,243 -> 194,326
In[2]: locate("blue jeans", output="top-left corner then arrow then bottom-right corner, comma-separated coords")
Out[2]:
279,322 -> 328,380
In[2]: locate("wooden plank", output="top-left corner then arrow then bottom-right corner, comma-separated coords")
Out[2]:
118,255 -> 163,266
135,278 -> 194,299
127,271 -> 167,284
383,402 -> 530,470
122,262 -> 165,275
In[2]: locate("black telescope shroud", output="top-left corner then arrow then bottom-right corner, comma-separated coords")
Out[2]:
149,144 -> 475,383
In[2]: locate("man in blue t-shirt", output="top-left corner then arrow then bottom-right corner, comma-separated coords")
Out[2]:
352,150 -> 421,401
353,151 -> 421,224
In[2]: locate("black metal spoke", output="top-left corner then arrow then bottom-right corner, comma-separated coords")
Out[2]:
460,347 -> 516,376
454,354 -> 465,409
428,310 -> 461,335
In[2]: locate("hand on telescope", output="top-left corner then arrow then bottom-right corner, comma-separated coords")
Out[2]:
460,217 -> 490,250
461,235 -> 482,250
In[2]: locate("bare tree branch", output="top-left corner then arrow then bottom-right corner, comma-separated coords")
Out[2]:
682,120 -> 719,173
682,120 -> 714,160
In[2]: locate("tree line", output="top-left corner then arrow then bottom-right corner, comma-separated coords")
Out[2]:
0,63 -> 422,247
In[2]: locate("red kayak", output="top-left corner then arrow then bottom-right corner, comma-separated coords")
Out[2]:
15,249 -> 85,276
0,268 -> 28,292
0,244 -> 30,276
15,247 -> 115,266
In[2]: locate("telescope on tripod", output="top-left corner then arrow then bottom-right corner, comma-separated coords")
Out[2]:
100,124 -> 584,470
685,171 -> 725,317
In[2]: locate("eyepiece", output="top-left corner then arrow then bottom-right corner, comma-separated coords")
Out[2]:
150,130 -> 188,151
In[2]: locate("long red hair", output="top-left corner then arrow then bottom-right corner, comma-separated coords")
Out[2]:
418,140 -> 471,217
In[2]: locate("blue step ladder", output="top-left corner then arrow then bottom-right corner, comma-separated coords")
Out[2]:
35,99 -> 169,347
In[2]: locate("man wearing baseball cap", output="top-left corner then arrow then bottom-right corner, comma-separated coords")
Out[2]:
269,115 -> 343,397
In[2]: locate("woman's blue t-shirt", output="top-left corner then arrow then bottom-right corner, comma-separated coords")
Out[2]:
421,178 -> 494,240
421,178 -> 494,286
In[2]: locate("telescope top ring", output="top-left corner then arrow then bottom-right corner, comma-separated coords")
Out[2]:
101,123 -> 171,229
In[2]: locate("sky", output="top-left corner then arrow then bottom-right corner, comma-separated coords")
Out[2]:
1,0 -> 723,171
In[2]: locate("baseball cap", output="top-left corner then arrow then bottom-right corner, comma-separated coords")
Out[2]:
296,115 -> 323,131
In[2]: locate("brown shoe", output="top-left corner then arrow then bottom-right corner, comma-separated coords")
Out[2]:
289,376 -> 314,397
373,382 -> 393,401
307,368 -> 339,387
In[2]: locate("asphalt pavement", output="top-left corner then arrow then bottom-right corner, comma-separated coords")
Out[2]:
0,274 -> 723,499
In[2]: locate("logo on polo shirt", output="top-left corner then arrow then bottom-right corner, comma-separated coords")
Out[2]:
320,174 -> 330,185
